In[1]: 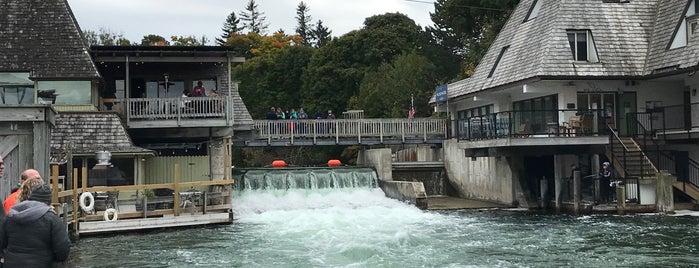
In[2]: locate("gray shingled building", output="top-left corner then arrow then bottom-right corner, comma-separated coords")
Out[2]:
433,0 -> 699,209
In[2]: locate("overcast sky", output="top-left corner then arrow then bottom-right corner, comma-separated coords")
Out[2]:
67,0 -> 436,44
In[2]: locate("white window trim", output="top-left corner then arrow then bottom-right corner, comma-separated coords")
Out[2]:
567,30 -> 599,63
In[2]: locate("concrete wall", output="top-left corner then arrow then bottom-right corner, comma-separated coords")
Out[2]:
381,181 -> 428,209
395,145 -> 442,162
358,148 -> 392,181
443,139 -> 516,205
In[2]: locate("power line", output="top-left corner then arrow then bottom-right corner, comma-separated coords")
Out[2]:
403,0 -> 512,12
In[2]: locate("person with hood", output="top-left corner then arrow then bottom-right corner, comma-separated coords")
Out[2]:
0,184 -> 71,267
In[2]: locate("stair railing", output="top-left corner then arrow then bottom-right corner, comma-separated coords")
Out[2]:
608,125 -> 632,178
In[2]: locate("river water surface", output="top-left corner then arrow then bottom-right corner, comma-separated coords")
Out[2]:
68,186 -> 699,267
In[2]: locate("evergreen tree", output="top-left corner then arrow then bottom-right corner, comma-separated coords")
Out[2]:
295,1 -> 313,46
239,0 -> 269,34
217,12 -> 241,45
311,20 -> 331,48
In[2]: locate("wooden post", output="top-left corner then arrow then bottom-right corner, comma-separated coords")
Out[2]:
174,164 -> 180,216
81,167 -> 87,217
51,164 -> 59,207
616,186 -> 626,215
573,170 -> 581,215
72,168 -> 79,232
203,191 -> 208,214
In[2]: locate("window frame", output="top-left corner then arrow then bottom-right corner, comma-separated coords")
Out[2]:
566,30 -> 599,62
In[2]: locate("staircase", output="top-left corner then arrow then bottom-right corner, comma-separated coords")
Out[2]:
673,181 -> 699,201
607,136 -> 657,179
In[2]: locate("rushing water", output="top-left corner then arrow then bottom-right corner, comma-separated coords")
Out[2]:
67,169 -> 699,267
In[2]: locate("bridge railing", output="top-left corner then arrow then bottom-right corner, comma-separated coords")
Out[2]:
253,118 -> 447,142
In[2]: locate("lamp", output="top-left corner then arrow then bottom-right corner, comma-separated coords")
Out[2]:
522,84 -> 528,93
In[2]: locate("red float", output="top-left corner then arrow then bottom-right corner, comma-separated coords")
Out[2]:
272,160 -> 287,168
327,159 -> 342,167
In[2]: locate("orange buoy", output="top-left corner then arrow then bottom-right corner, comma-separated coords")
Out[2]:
272,160 -> 287,168
327,159 -> 342,167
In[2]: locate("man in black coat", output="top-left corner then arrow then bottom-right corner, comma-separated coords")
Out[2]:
1,184 -> 71,267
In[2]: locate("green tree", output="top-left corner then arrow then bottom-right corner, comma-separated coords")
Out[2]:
295,1 -> 313,46
82,27 -> 131,46
301,13 -> 423,113
312,20 -> 332,48
217,12 -> 242,45
140,34 -> 169,46
357,51 -> 436,118
239,0 -> 269,34
428,0 -> 518,76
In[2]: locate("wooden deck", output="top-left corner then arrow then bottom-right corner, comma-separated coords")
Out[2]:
77,212 -> 233,235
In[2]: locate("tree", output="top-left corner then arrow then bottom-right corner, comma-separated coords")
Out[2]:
82,27 -> 131,46
356,51 -> 436,118
312,20 -> 331,48
295,1 -> 313,46
217,12 -> 242,46
170,35 -> 208,46
428,0 -> 518,77
141,34 -> 169,46
239,0 -> 269,34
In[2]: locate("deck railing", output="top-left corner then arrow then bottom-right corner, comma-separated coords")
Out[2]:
102,97 -> 228,121
253,118 -> 447,142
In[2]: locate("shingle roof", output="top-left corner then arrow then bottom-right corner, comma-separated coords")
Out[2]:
51,112 -> 153,155
444,0 -> 699,100
0,0 -> 100,79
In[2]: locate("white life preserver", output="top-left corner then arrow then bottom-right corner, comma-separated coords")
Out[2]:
103,208 -> 118,221
79,192 -> 95,212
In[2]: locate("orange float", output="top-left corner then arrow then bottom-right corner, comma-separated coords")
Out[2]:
272,160 -> 287,168
327,159 -> 342,167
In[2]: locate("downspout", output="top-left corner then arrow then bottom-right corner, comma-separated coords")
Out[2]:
125,55 -> 130,125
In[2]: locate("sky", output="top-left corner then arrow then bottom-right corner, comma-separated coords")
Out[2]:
67,0 -> 436,44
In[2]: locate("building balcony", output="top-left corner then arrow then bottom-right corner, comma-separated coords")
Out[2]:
99,97 -> 234,129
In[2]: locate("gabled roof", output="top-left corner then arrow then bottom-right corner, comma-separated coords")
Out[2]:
646,1 -> 699,74
0,0 -> 100,79
445,0 -> 684,100
51,112 -> 153,156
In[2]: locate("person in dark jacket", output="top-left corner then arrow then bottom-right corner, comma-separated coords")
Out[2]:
0,184 -> 71,267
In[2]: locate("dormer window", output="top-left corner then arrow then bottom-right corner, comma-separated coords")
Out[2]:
523,0 -> 543,22
669,0 -> 698,49
567,30 -> 599,62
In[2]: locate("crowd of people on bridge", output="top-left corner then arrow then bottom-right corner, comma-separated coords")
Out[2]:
266,107 -> 335,120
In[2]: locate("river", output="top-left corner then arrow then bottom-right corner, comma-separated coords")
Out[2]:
68,186 -> 699,267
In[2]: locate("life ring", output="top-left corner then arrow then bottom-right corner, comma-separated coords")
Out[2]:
103,208 -> 118,221
79,192 -> 95,212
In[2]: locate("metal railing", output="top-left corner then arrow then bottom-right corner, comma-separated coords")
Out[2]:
253,118 -> 447,143
456,109 -> 609,141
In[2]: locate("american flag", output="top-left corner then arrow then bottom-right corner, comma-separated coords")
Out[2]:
408,94 -> 415,118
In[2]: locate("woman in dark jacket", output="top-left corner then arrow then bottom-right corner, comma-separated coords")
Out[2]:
0,184 -> 71,267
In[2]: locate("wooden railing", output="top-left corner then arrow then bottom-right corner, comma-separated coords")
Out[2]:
103,97 -> 228,121
252,118 -> 447,143
49,164 -> 234,232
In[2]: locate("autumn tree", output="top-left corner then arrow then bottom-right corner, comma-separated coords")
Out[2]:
312,20 -> 331,48
140,34 -> 169,46
239,0 -> 269,34
295,1 -> 313,46
217,12 -> 242,46
170,35 -> 208,46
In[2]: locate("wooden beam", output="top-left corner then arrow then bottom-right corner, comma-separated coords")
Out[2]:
56,180 -> 234,194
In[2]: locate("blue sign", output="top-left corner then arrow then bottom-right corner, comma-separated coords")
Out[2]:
435,84 -> 448,103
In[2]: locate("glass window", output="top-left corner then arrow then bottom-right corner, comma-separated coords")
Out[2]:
192,79 -> 217,96
567,30 -> 597,62
0,72 -> 34,104
37,81 -> 91,105
146,80 -> 184,98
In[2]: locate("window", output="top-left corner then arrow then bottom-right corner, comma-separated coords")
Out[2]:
0,72 -> 34,104
37,81 -> 91,105
567,30 -> 599,62
513,95 -> 558,133
488,46 -> 510,78
459,104 -> 493,119
669,0 -> 698,49
523,0 -> 543,22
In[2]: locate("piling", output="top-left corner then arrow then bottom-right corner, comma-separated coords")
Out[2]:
656,170 -> 675,213
539,176 -> 548,209
573,171 -> 581,215
616,186 -> 626,215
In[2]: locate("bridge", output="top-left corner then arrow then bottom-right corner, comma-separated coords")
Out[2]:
239,118 -> 448,146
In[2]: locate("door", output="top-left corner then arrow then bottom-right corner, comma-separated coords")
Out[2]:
618,92 -> 637,136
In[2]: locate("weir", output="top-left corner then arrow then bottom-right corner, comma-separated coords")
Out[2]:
236,167 -> 380,191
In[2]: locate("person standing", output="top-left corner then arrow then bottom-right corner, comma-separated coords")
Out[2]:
192,81 -> 206,97
3,169 -> 41,212
599,162 -> 614,202
1,184 -> 71,267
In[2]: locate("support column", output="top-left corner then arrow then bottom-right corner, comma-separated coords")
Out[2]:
573,170 -> 581,215
656,170 -> 676,213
